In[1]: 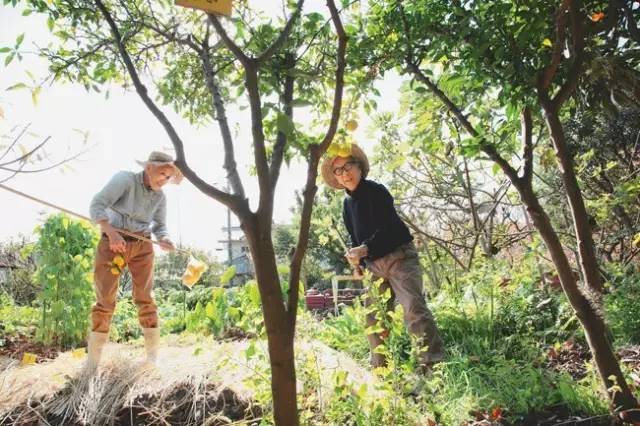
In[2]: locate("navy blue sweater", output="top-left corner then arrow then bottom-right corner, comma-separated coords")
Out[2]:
342,179 -> 413,260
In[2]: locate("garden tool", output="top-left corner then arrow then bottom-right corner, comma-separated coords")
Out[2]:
330,217 -> 363,277
0,183 -> 207,287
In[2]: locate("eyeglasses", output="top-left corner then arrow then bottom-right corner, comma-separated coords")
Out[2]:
333,161 -> 357,176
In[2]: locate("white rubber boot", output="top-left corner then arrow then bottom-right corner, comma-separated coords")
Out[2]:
143,327 -> 160,365
85,331 -> 108,372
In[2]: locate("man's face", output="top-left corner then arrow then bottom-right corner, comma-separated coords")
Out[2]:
146,164 -> 175,191
332,156 -> 362,191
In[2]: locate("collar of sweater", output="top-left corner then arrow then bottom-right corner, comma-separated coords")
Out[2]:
346,179 -> 368,199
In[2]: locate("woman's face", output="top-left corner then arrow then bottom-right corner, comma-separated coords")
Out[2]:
332,156 -> 362,191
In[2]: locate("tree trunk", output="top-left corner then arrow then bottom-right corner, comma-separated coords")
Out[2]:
516,181 -> 638,411
540,103 -> 605,296
244,216 -> 299,426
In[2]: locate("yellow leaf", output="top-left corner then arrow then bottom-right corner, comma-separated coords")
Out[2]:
345,119 -> 358,132
110,267 -> 120,275
21,352 -> 37,365
542,38 -> 553,47
72,348 -> 86,359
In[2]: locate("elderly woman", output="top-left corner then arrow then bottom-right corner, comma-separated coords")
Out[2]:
86,151 -> 182,370
321,144 -> 444,371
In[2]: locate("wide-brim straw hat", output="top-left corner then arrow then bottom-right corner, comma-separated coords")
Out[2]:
136,151 -> 183,184
321,144 -> 369,189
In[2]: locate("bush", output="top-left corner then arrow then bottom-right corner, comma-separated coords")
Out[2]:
33,214 -> 98,347
605,264 -> 640,344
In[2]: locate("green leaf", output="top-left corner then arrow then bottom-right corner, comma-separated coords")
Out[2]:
0,47 -> 11,53
245,341 -> 256,360
276,112 -> 295,136
15,33 -> 25,48
31,87 -> 41,106
220,265 -> 236,285
6,82 -> 27,91
47,17 -> 55,32
4,53 -> 15,66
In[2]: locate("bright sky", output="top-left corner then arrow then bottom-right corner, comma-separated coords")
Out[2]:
0,2 -> 401,260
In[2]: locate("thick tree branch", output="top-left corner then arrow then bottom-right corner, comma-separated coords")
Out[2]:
521,107 -> 534,183
538,0 -> 571,91
208,14 -> 252,66
256,0 -> 305,64
269,53 -> 295,191
287,0 -> 347,318
94,0 -> 243,212
317,0 -> 347,153
622,0 -> 640,42
201,43 -> 246,199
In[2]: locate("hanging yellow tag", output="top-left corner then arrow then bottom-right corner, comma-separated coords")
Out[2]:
21,352 -> 37,365
175,0 -> 232,16
72,348 -> 86,359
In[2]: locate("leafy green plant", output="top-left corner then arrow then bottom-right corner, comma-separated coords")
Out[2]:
605,264 -> 640,344
33,214 -> 98,347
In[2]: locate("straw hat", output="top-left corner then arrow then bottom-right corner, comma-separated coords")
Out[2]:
321,144 -> 369,189
136,151 -> 183,184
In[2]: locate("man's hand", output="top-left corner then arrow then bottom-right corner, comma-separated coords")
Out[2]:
99,220 -> 126,253
158,238 -> 176,252
108,232 -> 126,253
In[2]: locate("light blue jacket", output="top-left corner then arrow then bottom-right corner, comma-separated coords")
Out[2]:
89,171 -> 169,239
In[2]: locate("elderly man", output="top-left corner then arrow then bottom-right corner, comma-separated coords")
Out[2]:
321,144 -> 444,371
86,151 -> 182,370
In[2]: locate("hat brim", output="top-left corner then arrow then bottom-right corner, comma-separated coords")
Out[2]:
321,144 -> 369,190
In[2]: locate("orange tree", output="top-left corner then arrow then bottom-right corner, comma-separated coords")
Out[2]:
1,0 -> 364,423
357,0 -> 639,412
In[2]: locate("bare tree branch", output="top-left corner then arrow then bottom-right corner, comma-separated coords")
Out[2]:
0,136 -> 51,168
0,124 -> 31,163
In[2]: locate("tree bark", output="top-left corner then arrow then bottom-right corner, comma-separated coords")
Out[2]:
515,181 -> 638,411
539,102 -> 605,295
244,215 -> 299,425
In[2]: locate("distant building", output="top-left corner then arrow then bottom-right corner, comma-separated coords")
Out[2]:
0,251 -> 27,285
218,225 -> 254,286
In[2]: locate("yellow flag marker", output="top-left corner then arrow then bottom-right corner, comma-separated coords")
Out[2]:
72,348 -> 86,359
21,352 -> 37,365
175,0 -> 232,16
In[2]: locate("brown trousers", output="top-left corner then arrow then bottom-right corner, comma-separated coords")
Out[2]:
91,235 -> 157,333
364,242 -> 444,367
